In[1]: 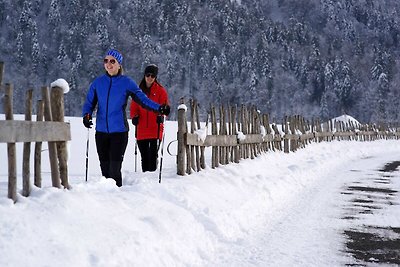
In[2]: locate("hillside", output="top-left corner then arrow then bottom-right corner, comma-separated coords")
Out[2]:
0,116 -> 399,266
1,0 -> 400,122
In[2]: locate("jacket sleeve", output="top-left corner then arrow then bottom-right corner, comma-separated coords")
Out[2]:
82,82 -> 97,116
127,78 -> 160,112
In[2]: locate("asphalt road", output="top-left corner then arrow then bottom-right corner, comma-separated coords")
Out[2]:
341,161 -> 400,265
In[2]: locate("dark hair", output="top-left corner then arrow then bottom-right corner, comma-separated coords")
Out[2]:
139,78 -> 164,95
144,64 -> 158,76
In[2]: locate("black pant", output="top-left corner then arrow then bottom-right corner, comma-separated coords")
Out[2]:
137,139 -> 159,172
95,131 -> 128,187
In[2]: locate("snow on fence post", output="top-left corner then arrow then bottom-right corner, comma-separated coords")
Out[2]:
34,100 -> 44,187
41,86 -> 61,188
22,89 -> 33,197
50,84 -> 70,189
177,98 -> 187,175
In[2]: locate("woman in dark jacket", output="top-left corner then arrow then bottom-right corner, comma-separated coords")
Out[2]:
130,64 -> 169,172
82,49 -> 170,186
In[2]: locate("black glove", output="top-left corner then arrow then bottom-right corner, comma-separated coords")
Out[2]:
156,115 -> 164,124
159,104 -> 170,116
83,114 -> 93,128
131,116 -> 139,126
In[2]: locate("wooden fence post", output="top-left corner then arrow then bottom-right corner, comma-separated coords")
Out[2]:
211,105 -> 218,168
50,86 -> 69,189
196,102 -> 206,169
22,89 -> 33,197
42,86 -> 61,188
34,100 -> 44,187
263,114 -> 272,151
231,105 -> 240,163
284,116 -> 289,153
0,63 -> 3,190
250,107 -> 256,159
4,83 -> 17,202
193,100 -> 201,171
290,116 -> 297,152
241,105 -> 248,159
0,62 -> 4,86
0,63 -> 3,194
219,105 -> 227,164
237,107 -> 243,159
177,99 -> 187,175
189,99 -> 197,172
299,117 -> 306,148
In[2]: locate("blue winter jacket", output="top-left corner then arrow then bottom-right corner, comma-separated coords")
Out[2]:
82,73 -> 160,133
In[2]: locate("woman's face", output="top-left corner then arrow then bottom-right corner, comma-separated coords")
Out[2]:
103,56 -> 120,76
145,73 -> 156,87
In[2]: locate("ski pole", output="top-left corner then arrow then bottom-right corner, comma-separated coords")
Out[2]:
134,126 -> 138,172
158,116 -> 166,183
156,115 -> 162,151
155,115 -> 162,172
85,128 -> 90,182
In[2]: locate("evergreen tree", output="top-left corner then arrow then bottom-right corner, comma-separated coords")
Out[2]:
16,32 -> 24,65
48,0 -> 61,27
377,73 -> 389,121
1,0 -> 400,123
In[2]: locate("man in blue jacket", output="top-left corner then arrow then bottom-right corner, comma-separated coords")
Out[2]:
82,49 -> 170,186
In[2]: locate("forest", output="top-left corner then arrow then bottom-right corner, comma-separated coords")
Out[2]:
0,0 -> 399,123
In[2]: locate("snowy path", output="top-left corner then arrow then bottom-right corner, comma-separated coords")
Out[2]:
1,117 -> 400,267
211,150 -> 400,267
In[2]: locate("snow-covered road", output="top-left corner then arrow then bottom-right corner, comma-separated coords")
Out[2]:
211,149 -> 400,267
1,116 -> 400,267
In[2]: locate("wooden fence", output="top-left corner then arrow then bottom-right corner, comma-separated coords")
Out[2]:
177,98 -> 400,175
0,62 -> 71,202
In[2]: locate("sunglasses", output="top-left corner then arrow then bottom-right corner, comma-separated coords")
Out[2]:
103,58 -> 116,64
145,73 -> 156,78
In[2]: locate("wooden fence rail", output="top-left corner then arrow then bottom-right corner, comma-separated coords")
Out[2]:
177,98 -> 400,175
0,62 -> 71,202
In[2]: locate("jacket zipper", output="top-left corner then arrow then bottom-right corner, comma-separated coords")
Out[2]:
106,77 -> 112,133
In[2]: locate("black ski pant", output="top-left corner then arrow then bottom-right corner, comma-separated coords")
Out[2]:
95,131 -> 128,187
137,139 -> 158,172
